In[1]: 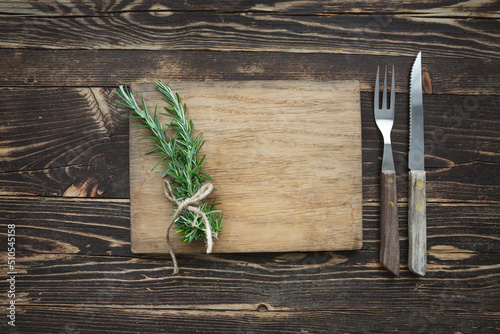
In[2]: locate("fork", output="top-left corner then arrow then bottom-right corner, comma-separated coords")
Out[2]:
374,65 -> 400,276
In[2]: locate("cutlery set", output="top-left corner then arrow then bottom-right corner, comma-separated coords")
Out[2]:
374,52 -> 426,276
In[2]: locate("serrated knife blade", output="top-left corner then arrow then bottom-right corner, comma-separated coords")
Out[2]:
409,52 -> 425,171
408,52 -> 427,276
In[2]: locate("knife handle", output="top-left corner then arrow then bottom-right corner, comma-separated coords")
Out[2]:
380,170 -> 400,276
408,170 -> 427,276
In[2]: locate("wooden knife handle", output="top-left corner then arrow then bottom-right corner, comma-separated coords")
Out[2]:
380,170 -> 400,276
408,170 -> 427,276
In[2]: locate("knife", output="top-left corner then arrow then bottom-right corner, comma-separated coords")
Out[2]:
408,52 -> 427,276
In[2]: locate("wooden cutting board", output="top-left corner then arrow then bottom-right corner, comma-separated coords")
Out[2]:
130,81 -> 362,254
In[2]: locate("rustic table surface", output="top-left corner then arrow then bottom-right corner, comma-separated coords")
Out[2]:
1,1 -> 499,333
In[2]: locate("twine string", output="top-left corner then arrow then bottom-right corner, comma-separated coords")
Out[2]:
163,180 -> 214,275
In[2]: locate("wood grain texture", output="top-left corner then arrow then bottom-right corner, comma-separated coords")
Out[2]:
6,252 -> 500,333
1,50 -> 498,96
0,0 -> 499,332
1,88 -> 498,202
2,0 -> 499,17
0,196 -> 499,333
0,87 -> 129,198
408,170 -> 427,276
1,11 -> 498,59
362,93 -> 500,168
1,197 -> 497,265
8,300 -> 500,334
129,81 -> 362,254
380,170 -> 399,276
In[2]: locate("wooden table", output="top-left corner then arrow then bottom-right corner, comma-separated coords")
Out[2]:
1,1 -> 499,333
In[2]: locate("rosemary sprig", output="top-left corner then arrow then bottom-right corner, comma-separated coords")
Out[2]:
116,81 -> 223,243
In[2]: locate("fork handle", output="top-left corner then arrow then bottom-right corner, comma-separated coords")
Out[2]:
380,170 -> 400,276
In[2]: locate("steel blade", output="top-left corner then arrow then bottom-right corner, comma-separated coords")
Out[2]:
409,52 -> 425,171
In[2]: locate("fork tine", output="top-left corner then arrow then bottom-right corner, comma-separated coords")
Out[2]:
390,65 -> 395,112
374,66 -> 379,110
382,65 -> 388,109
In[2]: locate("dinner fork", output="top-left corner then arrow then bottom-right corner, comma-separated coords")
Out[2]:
374,65 -> 400,276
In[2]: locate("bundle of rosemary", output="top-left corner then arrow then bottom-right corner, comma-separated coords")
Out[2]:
116,81 -> 223,274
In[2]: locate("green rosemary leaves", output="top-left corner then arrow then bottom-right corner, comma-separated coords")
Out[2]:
116,81 -> 223,245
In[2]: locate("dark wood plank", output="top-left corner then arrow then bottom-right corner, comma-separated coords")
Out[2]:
1,87 -> 498,203
363,93 -> 500,166
0,196 -> 131,257
363,91 -> 500,203
0,49 -> 497,96
1,196 -> 497,264
363,161 -> 500,204
2,0 -> 499,17
1,10 -> 499,60
1,1 -> 498,333
0,87 -> 129,198
1,196 -> 498,333
12,301 -> 500,334
10,287 -> 500,334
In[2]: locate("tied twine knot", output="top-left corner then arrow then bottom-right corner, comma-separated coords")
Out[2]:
163,180 -> 214,275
